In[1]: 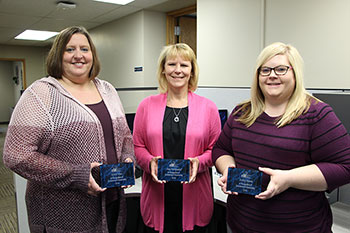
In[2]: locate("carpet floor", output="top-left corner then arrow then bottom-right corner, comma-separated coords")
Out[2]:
0,125 -> 17,233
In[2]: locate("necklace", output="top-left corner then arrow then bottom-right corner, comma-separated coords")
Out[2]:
173,107 -> 182,123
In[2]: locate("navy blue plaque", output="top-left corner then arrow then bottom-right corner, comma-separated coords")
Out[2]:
157,159 -> 190,182
100,163 -> 135,188
227,168 -> 262,195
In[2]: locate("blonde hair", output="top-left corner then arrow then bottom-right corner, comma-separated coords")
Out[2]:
236,42 -> 317,127
157,43 -> 199,93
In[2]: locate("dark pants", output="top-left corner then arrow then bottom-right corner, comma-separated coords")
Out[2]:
107,200 -> 120,233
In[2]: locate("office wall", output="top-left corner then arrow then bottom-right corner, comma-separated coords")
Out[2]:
197,0 -> 350,89
90,10 -> 165,113
265,0 -> 350,89
90,11 -> 145,88
0,61 -> 15,122
197,0 -> 263,87
0,45 -> 48,86
143,11 -> 166,87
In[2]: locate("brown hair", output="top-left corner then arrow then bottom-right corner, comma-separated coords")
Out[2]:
46,26 -> 100,79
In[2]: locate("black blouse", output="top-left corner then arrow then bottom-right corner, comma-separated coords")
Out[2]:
162,106 -> 188,205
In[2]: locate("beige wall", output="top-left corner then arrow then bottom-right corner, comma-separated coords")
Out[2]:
0,61 -> 15,122
90,10 -> 166,88
265,0 -> 350,89
0,45 -> 48,86
90,10 -> 166,113
197,0 -> 350,89
197,0 -> 263,88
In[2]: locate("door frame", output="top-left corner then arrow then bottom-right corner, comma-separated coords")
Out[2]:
166,5 -> 196,45
0,58 -> 27,89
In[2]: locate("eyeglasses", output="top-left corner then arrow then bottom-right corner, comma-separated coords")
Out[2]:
258,65 -> 291,76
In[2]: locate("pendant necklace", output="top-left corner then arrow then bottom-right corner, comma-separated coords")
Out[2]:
173,107 -> 182,123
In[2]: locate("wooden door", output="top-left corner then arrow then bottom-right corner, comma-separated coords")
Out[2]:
166,5 -> 196,53
178,16 -> 196,54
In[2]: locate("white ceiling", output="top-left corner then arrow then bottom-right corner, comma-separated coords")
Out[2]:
0,0 -> 196,47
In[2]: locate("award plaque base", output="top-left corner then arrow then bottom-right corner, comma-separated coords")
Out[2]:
227,167 -> 262,195
157,159 -> 190,182
100,163 -> 135,188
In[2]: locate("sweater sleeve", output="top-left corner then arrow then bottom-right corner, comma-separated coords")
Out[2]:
120,120 -> 136,163
133,98 -> 154,174
3,84 -> 90,192
310,103 -> 350,192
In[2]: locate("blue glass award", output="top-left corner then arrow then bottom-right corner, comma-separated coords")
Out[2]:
226,167 -> 262,195
100,162 -> 135,188
157,159 -> 190,182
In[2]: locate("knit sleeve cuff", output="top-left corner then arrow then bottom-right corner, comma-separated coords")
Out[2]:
71,164 -> 91,192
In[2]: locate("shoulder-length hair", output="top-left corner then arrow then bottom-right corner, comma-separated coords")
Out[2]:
157,43 -> 199,93
46,26 -> 100,79
236,42 -> 317,127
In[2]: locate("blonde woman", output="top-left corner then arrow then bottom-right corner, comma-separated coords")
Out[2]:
213,42 -> 350,232
133,43 -> 221,233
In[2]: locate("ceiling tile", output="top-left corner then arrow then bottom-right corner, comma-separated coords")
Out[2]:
92,5 -> 141,24
130,0 -> 168,8
0,0 -> 56,17
47,0 -> 122,21
0,13 -> 41,28
29,18 -> 100,32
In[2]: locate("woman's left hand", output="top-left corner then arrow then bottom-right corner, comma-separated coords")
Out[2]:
255,167 -> 291,200
121,158 -> 134,189
187,157 -> 199,184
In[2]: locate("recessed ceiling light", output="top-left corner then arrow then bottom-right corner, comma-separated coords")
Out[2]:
57,1 -> 77,10
93,0 -> 134,5
15,30 -> 59,41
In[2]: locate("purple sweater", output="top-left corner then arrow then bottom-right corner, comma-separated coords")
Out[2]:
212,100 -> 350,233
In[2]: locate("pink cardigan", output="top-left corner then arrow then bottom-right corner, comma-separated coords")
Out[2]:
133,92 -> 221,233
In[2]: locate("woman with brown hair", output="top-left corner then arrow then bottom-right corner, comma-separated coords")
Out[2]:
3,26 -> 135,233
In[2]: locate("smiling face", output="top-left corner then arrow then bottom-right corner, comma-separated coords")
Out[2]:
259,54 -> 295,105
62,33 -> 93,81
163,55 -> 192,92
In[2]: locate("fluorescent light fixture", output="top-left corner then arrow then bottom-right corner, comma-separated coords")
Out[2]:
93,0 -> 134,5
15,30 -> 59,41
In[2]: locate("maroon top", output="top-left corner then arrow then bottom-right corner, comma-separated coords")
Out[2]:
87,100 -> 119,205
212,100 -> 350,233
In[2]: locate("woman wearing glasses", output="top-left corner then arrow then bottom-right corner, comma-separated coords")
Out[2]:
212,42 -> 350,232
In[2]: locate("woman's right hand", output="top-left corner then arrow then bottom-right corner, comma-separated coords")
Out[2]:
217,164 -> 237,195
150,156 -> 164,184
87,162 -> 106,196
